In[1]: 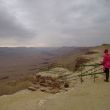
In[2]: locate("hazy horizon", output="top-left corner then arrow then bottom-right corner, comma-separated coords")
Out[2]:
0,44 -> 99,48
0,0 -> 110,47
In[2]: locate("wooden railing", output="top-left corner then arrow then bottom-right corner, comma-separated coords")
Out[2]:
59,63 -> 104,83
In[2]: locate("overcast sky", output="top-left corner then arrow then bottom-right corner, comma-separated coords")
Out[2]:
0,0 -> 110,47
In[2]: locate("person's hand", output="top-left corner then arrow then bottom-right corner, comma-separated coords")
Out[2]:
100,61 -> 103,65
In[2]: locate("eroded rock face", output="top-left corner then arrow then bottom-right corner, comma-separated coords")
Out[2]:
28,74 -> 69,94
28,86 -> 37,91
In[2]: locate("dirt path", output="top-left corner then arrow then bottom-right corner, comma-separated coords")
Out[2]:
39,77 -> 110,110
0,90 -> 50,110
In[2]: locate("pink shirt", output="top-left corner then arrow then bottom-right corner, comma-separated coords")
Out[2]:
103,53 -> 110,69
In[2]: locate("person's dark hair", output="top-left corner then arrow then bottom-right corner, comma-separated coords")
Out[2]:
104,49 -> 108,53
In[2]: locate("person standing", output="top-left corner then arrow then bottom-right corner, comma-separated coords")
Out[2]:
102,49 -> 110,82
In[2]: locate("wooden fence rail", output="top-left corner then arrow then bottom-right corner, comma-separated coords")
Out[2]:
59,63 -> 104,83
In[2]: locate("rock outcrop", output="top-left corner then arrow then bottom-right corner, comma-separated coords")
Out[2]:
28,74 -> 69,94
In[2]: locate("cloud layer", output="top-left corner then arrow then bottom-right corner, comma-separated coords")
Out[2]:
0,0 -> 110,47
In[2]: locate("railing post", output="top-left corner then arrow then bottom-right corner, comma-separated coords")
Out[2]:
80,73 -> 83,83
93,74 -> 95,82
80,66 -> 83,84
93,67 -> 96,83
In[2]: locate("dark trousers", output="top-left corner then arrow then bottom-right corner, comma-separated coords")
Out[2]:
104,68 -> 109,81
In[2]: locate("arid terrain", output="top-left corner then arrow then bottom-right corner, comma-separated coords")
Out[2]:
0,44 -> 110,110
0,47 -> 89,95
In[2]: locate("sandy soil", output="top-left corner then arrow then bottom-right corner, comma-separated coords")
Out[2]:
0,90 -> 50,110
39,77 -> 110,110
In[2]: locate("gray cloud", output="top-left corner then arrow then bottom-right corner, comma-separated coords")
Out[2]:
0,0 -> 110,47
0,1 -> 35,41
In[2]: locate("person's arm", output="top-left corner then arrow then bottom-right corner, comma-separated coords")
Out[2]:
102,55 -> 106,66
